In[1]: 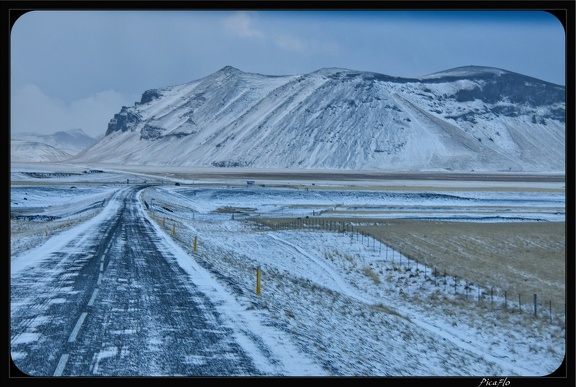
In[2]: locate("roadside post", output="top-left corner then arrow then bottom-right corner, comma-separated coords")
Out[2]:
256,267 -> 262,296
193,236 -> 198,252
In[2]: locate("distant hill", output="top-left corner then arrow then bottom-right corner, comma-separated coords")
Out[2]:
70,65 -> 565,172
13,128 -> 98,156
11,139 -> 74,163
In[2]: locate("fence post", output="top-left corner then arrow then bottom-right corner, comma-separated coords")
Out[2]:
490,287 -> 493,311
534,294 -> 537,318
519,294 -> 522,313
256,267 -> 262,296
193,236 -> 198,252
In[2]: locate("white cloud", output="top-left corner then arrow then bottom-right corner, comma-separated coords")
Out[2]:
223,12 -> 264,39
11,84 -> 136,138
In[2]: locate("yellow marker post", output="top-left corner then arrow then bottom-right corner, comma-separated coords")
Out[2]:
172,224 -> 176,235
256,267 -> 262,296
193,236 -> 198,252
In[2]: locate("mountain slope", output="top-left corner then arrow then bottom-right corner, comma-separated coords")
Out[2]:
71,66 -> 565,172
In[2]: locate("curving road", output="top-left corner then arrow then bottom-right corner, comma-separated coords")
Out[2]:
10,185 -> 263,376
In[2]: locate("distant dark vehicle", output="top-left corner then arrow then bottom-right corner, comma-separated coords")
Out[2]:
175,182 -> 181,186
70,186 -> 77,189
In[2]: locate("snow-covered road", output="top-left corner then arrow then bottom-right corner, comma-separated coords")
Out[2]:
11,185 -> 323,376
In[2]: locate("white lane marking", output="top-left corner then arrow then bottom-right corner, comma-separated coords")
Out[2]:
88,289 -> 99,307
68,312 -> 87,343
53,353 -> 69,376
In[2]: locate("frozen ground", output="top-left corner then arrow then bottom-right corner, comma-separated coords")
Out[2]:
10,164 -> 566,377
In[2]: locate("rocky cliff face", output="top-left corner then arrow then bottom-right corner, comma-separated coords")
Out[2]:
74,65 -> 565,172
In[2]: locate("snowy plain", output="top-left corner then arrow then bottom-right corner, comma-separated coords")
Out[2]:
10,163 -> 566,378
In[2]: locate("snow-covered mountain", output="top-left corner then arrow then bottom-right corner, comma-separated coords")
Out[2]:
11,139 -> 74,163
13,129 -> 98,156
71,65 -> 565,172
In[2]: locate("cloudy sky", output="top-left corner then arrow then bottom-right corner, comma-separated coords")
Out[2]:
10,9 -> 566,139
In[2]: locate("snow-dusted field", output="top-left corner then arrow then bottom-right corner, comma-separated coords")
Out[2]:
10,164 -> 566,377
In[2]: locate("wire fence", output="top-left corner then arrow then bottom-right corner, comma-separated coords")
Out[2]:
263,217 -> 566,325
148,206 -> 565,327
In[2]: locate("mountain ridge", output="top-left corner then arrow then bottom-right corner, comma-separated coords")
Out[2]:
69,65 -> 565,172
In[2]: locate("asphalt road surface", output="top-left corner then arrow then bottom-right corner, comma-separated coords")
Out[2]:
10,186 -> 263,376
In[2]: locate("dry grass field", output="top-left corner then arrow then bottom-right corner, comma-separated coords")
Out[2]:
361,220 -> 565,305
254,218 -> 566,312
